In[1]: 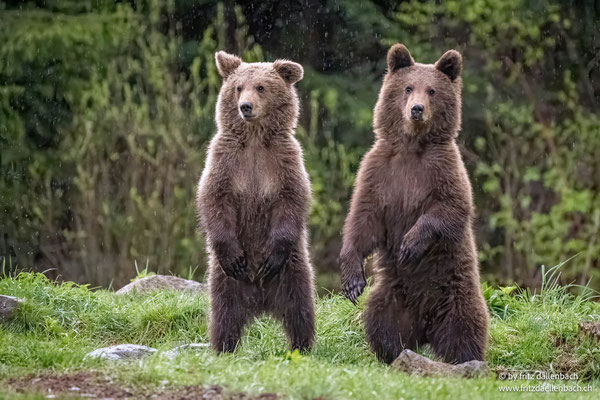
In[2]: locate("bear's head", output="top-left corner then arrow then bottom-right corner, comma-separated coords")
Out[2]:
374,44 -> 462,142
215,51 -> 303,133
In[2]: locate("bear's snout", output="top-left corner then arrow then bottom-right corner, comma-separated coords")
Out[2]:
411,104 -> 424,121
240,102 -> 254,118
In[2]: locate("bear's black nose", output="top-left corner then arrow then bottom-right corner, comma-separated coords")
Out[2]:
240,102 -> 253,115
411,104 -> 424,120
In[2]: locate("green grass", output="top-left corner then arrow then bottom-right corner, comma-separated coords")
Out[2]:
1,272 -> 599,399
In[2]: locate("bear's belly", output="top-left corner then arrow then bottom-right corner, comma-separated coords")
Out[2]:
374,232 -> 477,289
236,201 -> 273,274
230,145 -> 282,269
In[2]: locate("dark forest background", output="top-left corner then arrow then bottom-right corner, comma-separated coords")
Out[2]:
1,0 -> 599,291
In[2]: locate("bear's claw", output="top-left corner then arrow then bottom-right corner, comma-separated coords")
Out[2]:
397,242 -> 425,268
258,248 -> 289,283
219,255 -> 249,281
342,273 -> 366,305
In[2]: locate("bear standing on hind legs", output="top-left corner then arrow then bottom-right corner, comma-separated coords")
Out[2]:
339,44 -> 489,364
197,51 -> 315,353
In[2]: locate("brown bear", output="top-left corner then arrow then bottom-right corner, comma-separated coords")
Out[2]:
196,51 -> 315,353
339,44 -> 488,364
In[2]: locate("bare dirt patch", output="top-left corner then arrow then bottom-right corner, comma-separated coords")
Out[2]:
6,372 -> 278,399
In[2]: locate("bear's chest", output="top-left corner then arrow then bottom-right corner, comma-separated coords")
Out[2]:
231,143 -> 281,198
378,152 -> 434,213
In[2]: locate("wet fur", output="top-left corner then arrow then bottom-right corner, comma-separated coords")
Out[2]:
340,44 -> 488,364
197,52 -> 315,353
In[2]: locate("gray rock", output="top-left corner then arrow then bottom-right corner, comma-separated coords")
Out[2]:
115,275 -> 206,295
579,321 -> 600,340
84,344 -> 157,361
161,343 -> 210,360
392,349 -> 489,378
0,295 -> 22,321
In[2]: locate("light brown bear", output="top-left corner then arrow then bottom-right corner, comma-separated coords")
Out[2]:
196,52 -> 315,353
339,44 -> 489,364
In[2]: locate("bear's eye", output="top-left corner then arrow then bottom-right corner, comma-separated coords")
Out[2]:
405,86 -> 412,94
428,88 -> 435,96
257,85 -> 264,92
236,86 -> 242,92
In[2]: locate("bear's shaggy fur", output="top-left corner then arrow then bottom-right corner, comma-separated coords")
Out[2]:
197,51 -> 315,353
339,44 -> 488,364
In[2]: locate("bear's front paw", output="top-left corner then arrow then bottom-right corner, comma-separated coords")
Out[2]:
341,271 -> 366,305
397,237 -> 426,268
339,250 -> 366,305
217,253 -> 249,282
258,247 -> 290,283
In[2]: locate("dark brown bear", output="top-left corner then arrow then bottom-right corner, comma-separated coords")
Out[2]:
339,44 -> 488,364
197,51 -> 315,353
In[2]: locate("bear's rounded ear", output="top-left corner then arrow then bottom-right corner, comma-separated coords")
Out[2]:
215,51 -> 242,79
273,60 -> 304,85
387,44 -> 414,73
435,50 -> 462,81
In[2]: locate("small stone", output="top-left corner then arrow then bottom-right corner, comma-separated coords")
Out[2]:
161,343 -> 210,360
0,295 -> 22,321
115,275 -> 206,295
579,321 -> 600,340
84,344 -> 157,361
392,349 -> 488,378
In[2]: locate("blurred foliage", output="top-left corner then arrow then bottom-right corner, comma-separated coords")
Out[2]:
0,0 -> 220,286
0,0 -> 599,290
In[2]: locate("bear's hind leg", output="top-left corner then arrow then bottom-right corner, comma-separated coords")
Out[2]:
270,256 -> 315,352
365,285 -> 423,364
428,296 -> 488,363
210,277 -> 254,353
